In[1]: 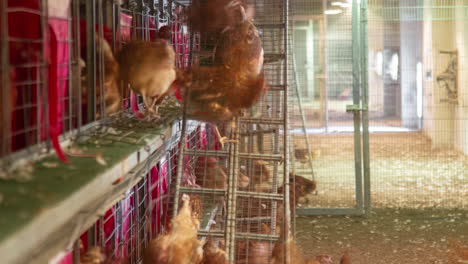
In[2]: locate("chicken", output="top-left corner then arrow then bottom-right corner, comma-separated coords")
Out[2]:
272,226 -> 334,264
340,249 -> 351,264
117,40 -> 176,116
213,20 -> 264,80
80,246 -> 106,264
201,238 -> 230,264
448,239 -> 468,263
158,25 -> 172,41
176,20 -> 266,118
194,156 -> 250,189
79,35 -> 121,117
294,148 -> 321,164
236,223 -> 274,264
187,0 -> 255,34
143,194 -> 203,264
181,167 -> 203,218
271,237 -> 310,264
96,35 -> 120,115
278,174 -> 317,208
195,156 -> 229,189
250,160 -> 271,185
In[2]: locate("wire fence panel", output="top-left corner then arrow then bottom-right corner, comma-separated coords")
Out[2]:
289,0 -> 362,214
288,0 -> 468,211
365,0 -> 468,209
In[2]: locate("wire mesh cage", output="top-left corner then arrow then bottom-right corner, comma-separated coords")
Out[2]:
168,0 -> 294,263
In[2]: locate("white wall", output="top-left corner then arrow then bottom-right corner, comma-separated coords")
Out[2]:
422,0 -> 468,152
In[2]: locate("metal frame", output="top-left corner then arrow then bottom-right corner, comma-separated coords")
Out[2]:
295,0 -> 371,217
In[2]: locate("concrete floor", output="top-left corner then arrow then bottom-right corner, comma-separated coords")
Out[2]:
293,132 -> 468,210
291,132 -> 468,263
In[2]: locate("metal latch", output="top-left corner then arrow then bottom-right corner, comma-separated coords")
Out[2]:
346,104 -> 368,113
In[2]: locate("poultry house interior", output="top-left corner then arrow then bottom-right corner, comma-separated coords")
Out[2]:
1,0 -> 468,264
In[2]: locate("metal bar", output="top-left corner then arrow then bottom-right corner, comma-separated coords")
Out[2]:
1,0 -> 10,157
291,52 -> 316,181
97,0 -> 106,119
73,0 -> 82,133
240,128 -> 277,137
198,231 -> 280,242
268,85 -> 288,91
239,117 -> 284,125
320,3 -> 328,131
289,142 -> 296,237
360,0 -> 371,217
183,149 -> 283,161
224,118 -> 240,262
99,215 -> 105,248
296,208 -> 365,216
256,23 -> 287,28
179,187 -> 284,201
352,0 -> 364,212
236,216 -> 275,222
86,0 -> 97,122
40,0 -> 50,151
179,187 -> 226,195
237,191 -> 283,201
73,239 -> 81,263
135,183 -> 141,260
235,232 -> 280,242
282,0 -> 291,263
172,28 -> 195,217
67,2 -> 74,132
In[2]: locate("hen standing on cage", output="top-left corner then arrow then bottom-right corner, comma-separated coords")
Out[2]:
175,0 -> 266,147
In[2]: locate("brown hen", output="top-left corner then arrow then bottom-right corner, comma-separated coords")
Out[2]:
117,40 -> 176,116
80,246 -> 106,264
188,0 -> 255,34
236,223 -> 274,264
202,238 -> 230,264
79,35 -> 121,117
194,156 -> 250,189
177,17 -> 266,121
143,194 -> 203,264
278,173 -> 317,208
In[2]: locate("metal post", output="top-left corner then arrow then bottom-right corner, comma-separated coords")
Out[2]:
172,29 -> 195,217
135,184 -> 141,260
1,0 -> 10,157
67,4 -> 73,133
291,54 -> 316,181
224,118 -> 240,262
72,0 -> 82,133
282,0 -> 291,263
351,0 -> 364,212
97,0 -> 106,119
86,0 -> 97,122
72,239 -> 81,264
360,0 -> 371,217
321,0 -> 329,132
41,0 -> 50,150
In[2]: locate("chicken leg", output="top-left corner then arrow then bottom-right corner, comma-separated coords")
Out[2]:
214,125 -> 238,149
140,92 -> 163,119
